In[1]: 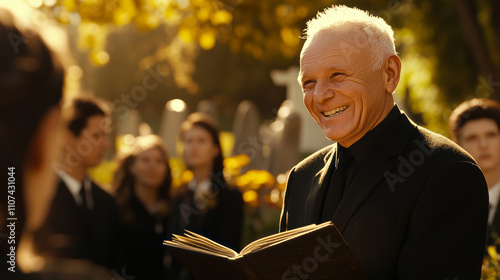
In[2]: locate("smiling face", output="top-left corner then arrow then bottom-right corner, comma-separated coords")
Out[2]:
299,28 -> 398,147
458,118 -> 500,174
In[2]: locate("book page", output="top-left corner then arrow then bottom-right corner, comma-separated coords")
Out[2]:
164,231 -> 238,258
240,222 -> 330,255
165,222 -> 333,259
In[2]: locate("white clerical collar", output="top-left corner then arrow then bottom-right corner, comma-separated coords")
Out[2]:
56,169 -> 93,209
488,180 -> 500,224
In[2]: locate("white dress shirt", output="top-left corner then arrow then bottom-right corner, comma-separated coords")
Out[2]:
57,169 -> 94,210
489,180 -> 500,225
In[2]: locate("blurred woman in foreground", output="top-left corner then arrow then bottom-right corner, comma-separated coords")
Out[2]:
0,7 -> 117,280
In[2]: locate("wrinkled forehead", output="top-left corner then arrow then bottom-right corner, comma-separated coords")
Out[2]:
298,26 -> 371,84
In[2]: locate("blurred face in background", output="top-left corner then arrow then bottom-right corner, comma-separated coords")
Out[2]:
458,118 -> 500,174
65,115 -> 110,169
130,147 -> 168,189
182,125 -> 219,170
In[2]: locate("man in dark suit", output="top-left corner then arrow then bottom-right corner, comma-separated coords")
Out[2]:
280,5 -> 488,279
449,98 -> 500,250
35,96 -> 121,271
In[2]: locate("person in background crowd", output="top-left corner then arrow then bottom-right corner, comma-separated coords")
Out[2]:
34,96 -> 122,272
0,8 -> 114,280
169,112 -> 244,280
449,98 -> 500,250
113,134 -> 172,280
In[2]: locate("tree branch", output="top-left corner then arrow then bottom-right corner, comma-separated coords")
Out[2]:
453,0 -> 493,74
492,0 -> 500,67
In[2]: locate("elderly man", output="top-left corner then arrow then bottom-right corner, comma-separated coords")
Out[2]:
280,5 -> 488,279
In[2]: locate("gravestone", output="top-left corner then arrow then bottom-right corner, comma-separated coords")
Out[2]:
268,100 -> 301,176
232,100 -> 260,154
271,66 -> 331,154
196,100 -> 219,124
231,100 -> 265,171
159,99 -> 188,157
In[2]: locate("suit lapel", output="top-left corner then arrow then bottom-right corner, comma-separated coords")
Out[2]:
303,143 -> 338,225
57,178 -> 80,209
332,156 -> 392,232
332,112 -> 417,233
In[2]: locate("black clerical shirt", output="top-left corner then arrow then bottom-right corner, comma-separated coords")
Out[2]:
320,105 -> 401,222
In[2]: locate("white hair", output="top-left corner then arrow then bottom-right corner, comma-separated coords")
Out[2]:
304,5 -> 396,70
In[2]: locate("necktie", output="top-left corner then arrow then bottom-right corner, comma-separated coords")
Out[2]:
320,148 -> 357,222
79,185 -> 88,210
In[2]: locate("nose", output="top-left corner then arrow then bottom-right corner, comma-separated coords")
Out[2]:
478,137 -> 488,148
313,78 -> 334,103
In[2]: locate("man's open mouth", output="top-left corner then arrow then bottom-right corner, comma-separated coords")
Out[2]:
322,105 -> 349,117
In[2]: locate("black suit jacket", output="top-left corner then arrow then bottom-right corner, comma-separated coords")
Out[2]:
280,110 -> 489,280
35,177 -> 121,270
118,193 -> 169,280
169,185 -> 244,250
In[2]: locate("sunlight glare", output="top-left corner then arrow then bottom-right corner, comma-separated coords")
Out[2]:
167,99 -> 187,113
28,0 -> 42,8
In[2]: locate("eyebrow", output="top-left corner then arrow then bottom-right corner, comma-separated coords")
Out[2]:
298,63 -> 349,83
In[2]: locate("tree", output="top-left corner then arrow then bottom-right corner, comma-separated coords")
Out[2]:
35,0 -> 330,91
391,0 -> 498,134
32,0 -> 499,134
454,0 -> 500,101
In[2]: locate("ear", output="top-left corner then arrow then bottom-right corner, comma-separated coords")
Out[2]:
383,54 -> 401,94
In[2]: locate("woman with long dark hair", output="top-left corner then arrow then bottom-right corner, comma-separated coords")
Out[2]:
113,134 -> 172,280
169,113 -> 244,280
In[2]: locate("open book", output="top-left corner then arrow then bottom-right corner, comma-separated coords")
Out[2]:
164,221 -> 367,280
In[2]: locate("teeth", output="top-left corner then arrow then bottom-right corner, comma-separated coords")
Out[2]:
323,105 -> 349,117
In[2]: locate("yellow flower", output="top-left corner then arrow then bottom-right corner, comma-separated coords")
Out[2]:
243,190 -> 258,208
488,246 -> 498,264
169,158 -> 190,189
219,131 -> 235,159
224,154 -> 251,177
87,160 -> 118,191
